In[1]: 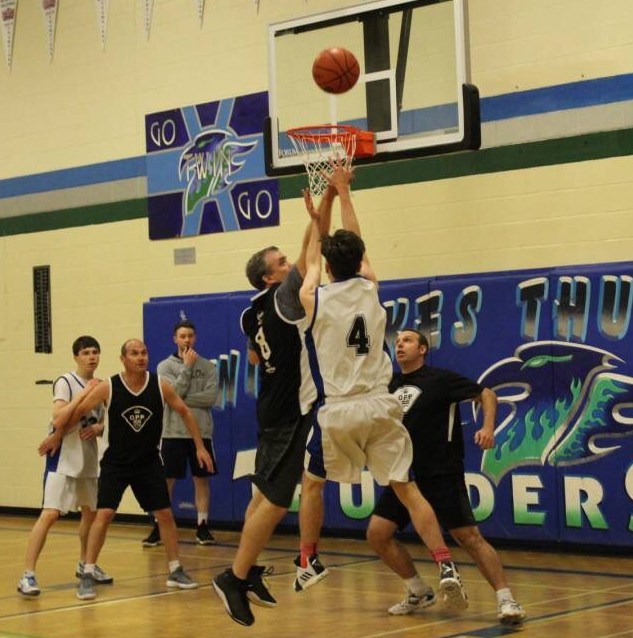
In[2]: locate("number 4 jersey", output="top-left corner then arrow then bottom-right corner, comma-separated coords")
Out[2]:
305,276 -> 392,400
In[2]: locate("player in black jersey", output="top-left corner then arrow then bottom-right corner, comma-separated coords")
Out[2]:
41,338 -> 213,601
367,329 -> 526,625
213,187 -> 337,627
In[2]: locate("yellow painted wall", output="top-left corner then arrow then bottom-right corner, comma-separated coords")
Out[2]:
0,0 -> 632,514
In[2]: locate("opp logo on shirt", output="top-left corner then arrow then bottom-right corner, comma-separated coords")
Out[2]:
121,406 -> 153,432
393,385 -> 422,414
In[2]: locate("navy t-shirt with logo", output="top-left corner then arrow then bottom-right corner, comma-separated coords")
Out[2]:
103,372 -> 164,467
389,365 -> 483,477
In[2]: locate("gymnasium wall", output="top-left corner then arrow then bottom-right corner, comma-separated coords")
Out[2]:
0,0 -> 632,526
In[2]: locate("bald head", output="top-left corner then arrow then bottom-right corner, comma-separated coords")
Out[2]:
121,338 -> 145,356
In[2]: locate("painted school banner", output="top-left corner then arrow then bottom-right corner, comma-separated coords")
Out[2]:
143,261 -> 633,548
145,91 -> 278,239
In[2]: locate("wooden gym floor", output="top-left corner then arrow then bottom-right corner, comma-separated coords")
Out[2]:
1,514 -> 632,638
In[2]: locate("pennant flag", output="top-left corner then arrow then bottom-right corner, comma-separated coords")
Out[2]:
40,0 -> 58,62
0,0 -> 17,70
94,0 -> 109,49
193,0 -> 204,27
143,0 -> 153,40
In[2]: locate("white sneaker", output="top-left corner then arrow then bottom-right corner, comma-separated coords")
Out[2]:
388,588 -> 436,615
438,561 -> 469,610
293,554 -> 329,592
17,574 -> 41,597
166,565 -> 198,590
498,599 -> 526,625
76,562 -> 114,584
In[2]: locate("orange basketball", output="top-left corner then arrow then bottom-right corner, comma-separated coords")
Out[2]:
312,47 -> 360,95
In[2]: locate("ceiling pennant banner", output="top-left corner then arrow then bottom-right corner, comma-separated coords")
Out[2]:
193,0 -> 204,27
143,0 -> 153,40
94,0 -> 109,49
40,0 -> 58,62
0,0 -> 17,70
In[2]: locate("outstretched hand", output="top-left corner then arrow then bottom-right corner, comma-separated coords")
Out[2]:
302,188 -> 320,221
325,158 -> 355,192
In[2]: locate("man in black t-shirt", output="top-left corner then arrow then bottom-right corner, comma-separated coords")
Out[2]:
367,329 -> 526,626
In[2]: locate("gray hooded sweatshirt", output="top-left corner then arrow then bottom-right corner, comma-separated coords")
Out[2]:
157,353 -> 219,438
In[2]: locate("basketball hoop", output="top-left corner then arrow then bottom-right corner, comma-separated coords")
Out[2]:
287,124 -> 375,196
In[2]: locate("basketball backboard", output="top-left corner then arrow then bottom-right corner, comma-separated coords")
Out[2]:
265,0 -> 480,176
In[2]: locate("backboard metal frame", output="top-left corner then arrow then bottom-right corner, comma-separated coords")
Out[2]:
264,0 -> 480,176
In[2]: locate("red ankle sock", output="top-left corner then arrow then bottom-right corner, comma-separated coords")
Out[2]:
300,543 -> 317,568
431,547 -> 452,564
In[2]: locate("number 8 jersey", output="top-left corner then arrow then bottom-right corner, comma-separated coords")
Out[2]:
305,276 -> 392,401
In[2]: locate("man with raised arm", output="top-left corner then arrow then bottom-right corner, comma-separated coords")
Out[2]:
212,186 -> 336,627
298,165 -> 469,611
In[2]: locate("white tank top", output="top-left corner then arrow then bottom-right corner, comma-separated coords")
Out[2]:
51,373 -> 102,478
306,277 -> 392,400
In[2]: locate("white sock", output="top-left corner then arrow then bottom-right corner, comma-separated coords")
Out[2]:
197,513 -> 208,526
404,574 -> 431,596
496,587 -> 513,603
23,570 -> 35,578
84,563 -> 96,575
168,560 -> 181,573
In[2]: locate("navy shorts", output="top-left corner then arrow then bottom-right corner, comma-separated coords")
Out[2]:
97,456 -> 171,513
161,438 -> 218,479
252,413 -> 312,509
373,473 -> 476,531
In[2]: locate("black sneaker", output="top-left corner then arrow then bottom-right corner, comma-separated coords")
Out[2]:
213,569 -> 254,626
246,565 -> 277,607
196,522 -> 216,545
293,554 -> 329,592
142,523 -> 161,547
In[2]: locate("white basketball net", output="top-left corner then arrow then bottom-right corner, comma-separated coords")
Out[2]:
288,126 -> 357,196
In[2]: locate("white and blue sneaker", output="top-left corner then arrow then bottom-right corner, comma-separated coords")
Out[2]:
17,574 -> 41,597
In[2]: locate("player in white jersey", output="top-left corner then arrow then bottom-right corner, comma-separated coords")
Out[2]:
17,336 -> 113,597
298,166 -> 469,610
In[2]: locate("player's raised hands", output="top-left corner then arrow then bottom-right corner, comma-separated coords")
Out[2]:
326,157 -> 355,192
302,188 -> 320,221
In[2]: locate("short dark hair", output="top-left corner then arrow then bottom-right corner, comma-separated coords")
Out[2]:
245,246 -> 278,290
72,335 -> 100,356
173,319 -> 196,334
321,230 -> 364,281
400,328 -> 429,349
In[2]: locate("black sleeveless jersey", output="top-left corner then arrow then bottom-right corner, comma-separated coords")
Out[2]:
241,285 -> 302,429
103,372 -> 164,466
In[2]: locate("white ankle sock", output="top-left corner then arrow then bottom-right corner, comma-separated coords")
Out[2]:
404,574 -> 431,596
